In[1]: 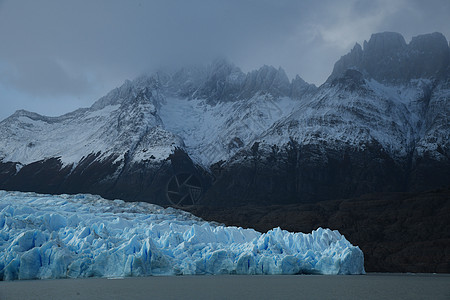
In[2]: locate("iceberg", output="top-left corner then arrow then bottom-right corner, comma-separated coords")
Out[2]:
0,191 -> 365,280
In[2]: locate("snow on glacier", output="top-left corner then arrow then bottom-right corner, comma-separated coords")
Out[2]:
0,191 -> 365,280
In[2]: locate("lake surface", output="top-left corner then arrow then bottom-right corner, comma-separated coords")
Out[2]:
1,273 -> 449,300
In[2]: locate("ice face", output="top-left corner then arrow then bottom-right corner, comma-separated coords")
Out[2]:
0,191 -> 365,280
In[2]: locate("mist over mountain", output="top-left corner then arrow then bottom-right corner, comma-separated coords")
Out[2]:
1,31 -> 449,201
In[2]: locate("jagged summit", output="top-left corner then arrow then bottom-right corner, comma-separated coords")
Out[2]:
328,31 -> 450,83
239,65 -> 290,99
364,31 -> 407,56
163,59 -> 314,101
196,58 -> 245,102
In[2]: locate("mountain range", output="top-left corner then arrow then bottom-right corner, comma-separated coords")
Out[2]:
1,31 -> 448,207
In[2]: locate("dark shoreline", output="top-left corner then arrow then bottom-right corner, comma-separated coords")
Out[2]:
1,273 -> 449,300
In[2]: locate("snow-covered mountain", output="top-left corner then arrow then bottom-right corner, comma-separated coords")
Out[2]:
0,32 -> 448,206
0,88 -> 181,166
0,59 -> 310,168
212,32 -> 449,205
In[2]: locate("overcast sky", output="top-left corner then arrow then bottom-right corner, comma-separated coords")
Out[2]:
0,0 -> 449,121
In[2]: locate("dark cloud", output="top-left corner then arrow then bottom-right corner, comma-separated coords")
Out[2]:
1,56 -> 94,97
0,0 -> 449,120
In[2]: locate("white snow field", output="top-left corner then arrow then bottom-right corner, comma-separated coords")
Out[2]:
0,191 -> 365,280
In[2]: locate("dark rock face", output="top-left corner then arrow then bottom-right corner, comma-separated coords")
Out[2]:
0,162 -> 18,186
188,188 -> 450,273
331,43 -> 364,80
408,32 -> 450,79
329,32 -> 450,83
290,75 -> 317,99
201,141 -> 449,207
1,158 -> 72,193
409,154 -> 450,192
0,149 -> 209,206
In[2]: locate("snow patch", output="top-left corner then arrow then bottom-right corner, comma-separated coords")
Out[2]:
158,95 -> 298,166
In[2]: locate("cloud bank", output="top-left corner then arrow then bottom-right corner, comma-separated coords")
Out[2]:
0,0 -> 449,120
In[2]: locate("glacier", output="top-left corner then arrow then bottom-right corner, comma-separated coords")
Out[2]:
0,190 -> 365,280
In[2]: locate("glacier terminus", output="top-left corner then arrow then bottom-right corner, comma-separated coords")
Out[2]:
0,191 -> 364,280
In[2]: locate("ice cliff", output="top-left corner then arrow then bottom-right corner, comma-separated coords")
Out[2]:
0,191 -> 365,280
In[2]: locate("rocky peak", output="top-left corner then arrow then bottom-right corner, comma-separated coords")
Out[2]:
197,58 -> 245,102
194,60 -> 300,102
207,58 -> 242,78
290,75 -> 317,99
170,66 -> 206,97
116,87 -> 160,130
356,32 -> 407,83
269,66 -> 291,93
407,32 -> 450,79
90,75 -> 164,111
409,32 -> 448,53
240,65 -> 291,99
3,106 -> 88,126
1,110 -> 48,127
329,43 -> 363,82
328,32 -> 450,83
9,109 -> 43,120
90,80 -> 134,110
363,31 -> 407,57
92,59 -> 313,107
